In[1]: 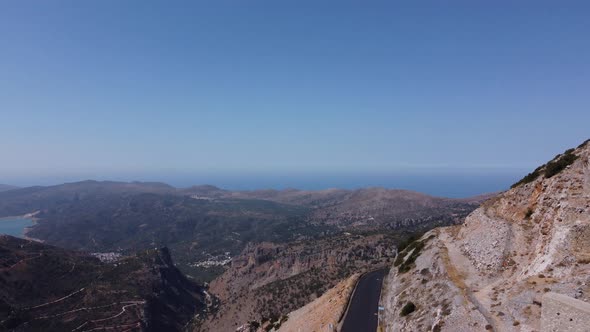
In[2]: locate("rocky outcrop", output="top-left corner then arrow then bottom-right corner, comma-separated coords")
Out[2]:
380,139 -> 590,332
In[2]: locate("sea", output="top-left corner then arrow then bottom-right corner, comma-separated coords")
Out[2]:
0,217 -> 34,238
4,169 -> 527,199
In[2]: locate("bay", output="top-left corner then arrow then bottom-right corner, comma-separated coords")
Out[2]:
0,217 -> 34,238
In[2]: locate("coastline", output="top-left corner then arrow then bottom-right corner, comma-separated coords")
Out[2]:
0,211 -> 44,242
23,223 -> 44,243
0,210 -> 40,221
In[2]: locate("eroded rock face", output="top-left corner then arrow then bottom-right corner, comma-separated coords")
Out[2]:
200,234 -> 396,332
459,209 -> 511,272
381,229 -> 490,332
381,140 -> 590,332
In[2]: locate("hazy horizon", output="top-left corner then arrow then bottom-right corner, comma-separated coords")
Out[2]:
2,167 -> 524,198
2,2 -> 589,190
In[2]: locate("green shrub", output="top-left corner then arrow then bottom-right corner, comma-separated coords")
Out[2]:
544,150 -> 578,178
393,254 -> 405,267
511,145 -> 580,188
400,302 -> 416,317
396,233 -> 423,252
398,264 -> 411,273
394,234 -> 427,268
398,240 -> 425,274
511,165 -> 543,189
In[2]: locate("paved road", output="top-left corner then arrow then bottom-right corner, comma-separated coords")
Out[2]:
341,269 -> 388,332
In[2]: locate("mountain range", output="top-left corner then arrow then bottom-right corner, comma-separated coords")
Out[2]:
17,140 -> 590,331
0,181 -> 486,284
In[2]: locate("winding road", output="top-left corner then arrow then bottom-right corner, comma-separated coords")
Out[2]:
341,269 -> 388,332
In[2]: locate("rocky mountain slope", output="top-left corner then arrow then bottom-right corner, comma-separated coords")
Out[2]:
380,139 -> 590,331
198,232 -> 404,331
0,235 -> 207,332
306,187 -> 479,230
196,186 -> 484,230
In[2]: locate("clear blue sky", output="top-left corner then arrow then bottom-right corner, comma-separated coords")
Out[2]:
1,1 -> 589,189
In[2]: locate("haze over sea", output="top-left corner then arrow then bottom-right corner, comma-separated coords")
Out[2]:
2,3 -> 588,195
5,169 -> 523,198
170,172 -> 521,198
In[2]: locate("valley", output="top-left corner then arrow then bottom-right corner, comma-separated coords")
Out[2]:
0,182 -> 483,283
0,180 -> 487,331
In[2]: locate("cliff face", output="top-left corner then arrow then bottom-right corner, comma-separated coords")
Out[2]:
213,237 -> 392,294
142,247 -> 209,331
381,140 -> 590,332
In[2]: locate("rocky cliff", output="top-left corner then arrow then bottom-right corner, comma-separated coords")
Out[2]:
380,139 -> 590,332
